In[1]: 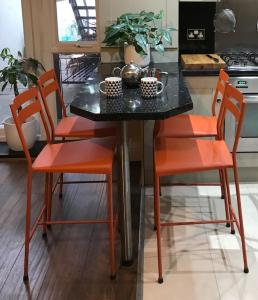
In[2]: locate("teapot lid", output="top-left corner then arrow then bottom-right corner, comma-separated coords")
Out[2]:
121,61 -> 142,73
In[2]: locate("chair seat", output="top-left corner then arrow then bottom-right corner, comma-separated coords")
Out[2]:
155,138 -> 233,176
156,114 -> 217,138
55,116 -> 117,138
32,137 -> 116,174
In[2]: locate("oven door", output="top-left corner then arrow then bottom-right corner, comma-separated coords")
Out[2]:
225,95 -> 258,152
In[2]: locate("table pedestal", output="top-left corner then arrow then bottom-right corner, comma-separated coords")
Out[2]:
117,121 -> 133,265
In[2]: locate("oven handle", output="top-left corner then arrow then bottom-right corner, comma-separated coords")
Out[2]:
243,95 -> 258,103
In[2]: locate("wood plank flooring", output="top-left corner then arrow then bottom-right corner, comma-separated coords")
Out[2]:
0,161 -> 141,300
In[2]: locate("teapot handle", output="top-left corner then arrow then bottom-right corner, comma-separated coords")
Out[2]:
160,71 -> 168,87
99,81 -> 107,95
112,67 -> 122,77
157,81 -> 164,96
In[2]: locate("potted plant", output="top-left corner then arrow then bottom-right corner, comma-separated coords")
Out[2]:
103,10 -> 174,67
0,48 -> 45,151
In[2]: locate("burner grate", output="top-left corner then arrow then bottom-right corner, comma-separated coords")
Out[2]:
221,51 -> 258,70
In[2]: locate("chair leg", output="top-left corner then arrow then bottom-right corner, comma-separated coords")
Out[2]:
47,173 -> 53,223
219,169 -> 225,199
153,144 -> 157,231
219,169 -> 230,228
42,173 -> 49,238
153,178 -> 162,231
107,174 -> 116,279
59,137 -> 65,198
23,172 -> 33,282
59,173 -> 64,198
154,174 -> 163,283
223,169 -> 235,234
232,165 -> 249,273
153,186 -> 157,231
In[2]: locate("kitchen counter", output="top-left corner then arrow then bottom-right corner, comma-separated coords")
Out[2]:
181,65 -> 258,77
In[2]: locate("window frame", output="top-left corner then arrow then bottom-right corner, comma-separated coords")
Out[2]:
53,0 -> 101,54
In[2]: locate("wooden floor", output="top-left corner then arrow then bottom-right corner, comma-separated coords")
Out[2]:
0,161 -> 141,300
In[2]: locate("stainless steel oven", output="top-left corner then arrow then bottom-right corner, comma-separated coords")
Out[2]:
220,50 -> 258,153
225,76 -> 258,152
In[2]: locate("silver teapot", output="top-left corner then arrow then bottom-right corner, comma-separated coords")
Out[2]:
112,61 -> 143,87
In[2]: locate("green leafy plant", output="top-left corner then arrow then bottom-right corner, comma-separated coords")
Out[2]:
103,10 -> 174,55
0,48 -> 45,97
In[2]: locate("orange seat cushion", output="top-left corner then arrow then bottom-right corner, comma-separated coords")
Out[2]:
155,138 -> 233,176
55,116 -> 117,138
32,137 -> 116,174
156,114 -> 217,138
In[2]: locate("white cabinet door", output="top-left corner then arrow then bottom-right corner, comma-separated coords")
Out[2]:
180,0 -> 220,2
184,77 -> 218,115
187,88 -> 214,115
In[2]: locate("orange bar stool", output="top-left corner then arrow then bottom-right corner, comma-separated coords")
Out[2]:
10,87 -> 116,282
38,69 -> 117,139
38,69 -> 117,197
154,69 -> 229,200
155,69 -> 229,139
153,83 -> 249,283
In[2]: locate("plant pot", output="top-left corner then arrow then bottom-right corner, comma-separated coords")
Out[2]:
3,116 -> 38,151
124,44 -> 150,67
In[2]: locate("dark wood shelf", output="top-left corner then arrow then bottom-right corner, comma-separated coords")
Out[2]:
0,141 -> 46,158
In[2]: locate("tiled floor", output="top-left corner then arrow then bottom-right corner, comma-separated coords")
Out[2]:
141,184 -> 258,300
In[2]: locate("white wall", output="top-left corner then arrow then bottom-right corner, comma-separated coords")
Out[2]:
0,0 -> 24,68
0,0 -> 24,140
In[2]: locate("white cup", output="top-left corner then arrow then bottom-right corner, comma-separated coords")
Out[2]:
141,77 -> 164,98
99,77 -> 122,98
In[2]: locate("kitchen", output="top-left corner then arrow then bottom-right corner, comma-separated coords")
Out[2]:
179,0 -> 258,179
1,0 -> 258,299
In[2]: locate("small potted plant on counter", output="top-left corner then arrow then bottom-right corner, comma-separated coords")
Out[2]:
103,10 -> 174,67
0,48 -> 45,151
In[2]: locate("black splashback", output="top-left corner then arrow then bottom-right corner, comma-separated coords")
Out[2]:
215,0 -> 258,52
179,2 -> 216,55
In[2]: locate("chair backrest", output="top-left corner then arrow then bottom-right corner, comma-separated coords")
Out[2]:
10,87 -> 52,167
38,69 -> 67,138
217,83 -> 246,154
211,69 -> 229,116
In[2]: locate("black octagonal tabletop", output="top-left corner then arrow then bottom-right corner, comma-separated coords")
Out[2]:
70,63 -> 193,121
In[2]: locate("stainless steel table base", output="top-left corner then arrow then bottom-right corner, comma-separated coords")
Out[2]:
118,121 -> 133,265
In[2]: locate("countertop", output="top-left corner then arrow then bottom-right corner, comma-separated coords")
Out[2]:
181,65 -> 258,77
70,63 -> 193,121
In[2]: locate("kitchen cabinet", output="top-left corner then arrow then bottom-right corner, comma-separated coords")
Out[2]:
180,0 -> 220,2
184,76 -> 218,115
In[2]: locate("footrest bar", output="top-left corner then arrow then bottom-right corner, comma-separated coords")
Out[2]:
38,219 -> 108,225
161,219 -> 235,227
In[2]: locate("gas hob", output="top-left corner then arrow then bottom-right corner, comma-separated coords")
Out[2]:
220,49 -> 258,71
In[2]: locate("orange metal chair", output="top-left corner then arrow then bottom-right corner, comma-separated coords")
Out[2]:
155,69 -> 229,138
10,87 -> 116,282
153,83 -> 249,283
155,69 -> 229,200
38,69 -> 117,197
38,69 -> 117,139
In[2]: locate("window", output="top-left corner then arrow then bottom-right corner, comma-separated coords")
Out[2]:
56,0 -> 97,43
